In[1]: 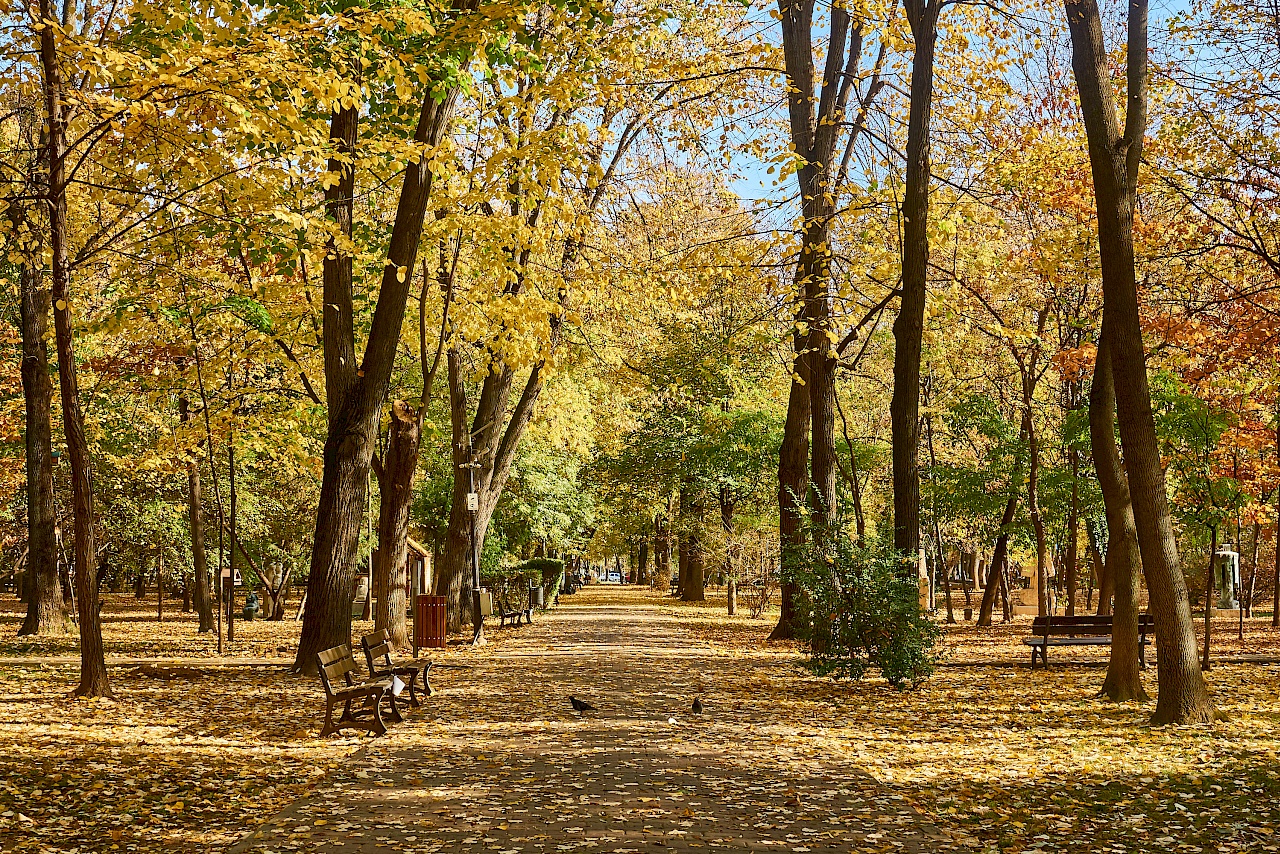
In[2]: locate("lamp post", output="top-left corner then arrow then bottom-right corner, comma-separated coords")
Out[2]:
460,460 -> 484,646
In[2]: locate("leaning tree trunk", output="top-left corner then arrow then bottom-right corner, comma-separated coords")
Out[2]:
39,0 -> 109,695
180,398 -> 215,633
434,348 -> 544,632
891,0 -> 939,561
373,401 -> 422,648
17,245 -> 65,637
1065,0 -> 1213,723
295,75 -> 462,674
1091,332 -> 1148,702
978,494 -> 1019,626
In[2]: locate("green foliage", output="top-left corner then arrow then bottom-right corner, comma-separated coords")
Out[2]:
1152,371 -> 1243,530
789,526 -> 941,689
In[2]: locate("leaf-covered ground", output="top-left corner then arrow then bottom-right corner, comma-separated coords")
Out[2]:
0,595 -> 507,853
668,591 -> 1280,853
1,589 -> 1278,853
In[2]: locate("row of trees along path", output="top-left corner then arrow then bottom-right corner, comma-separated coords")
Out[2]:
231,585 -> 951,853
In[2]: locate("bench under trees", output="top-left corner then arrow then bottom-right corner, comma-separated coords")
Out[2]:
317,644 -> 403,736
361,628 -> 432,706
1023,614 -> 1155,669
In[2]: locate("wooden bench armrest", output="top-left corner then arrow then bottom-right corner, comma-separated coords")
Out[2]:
329,684 -> 384,700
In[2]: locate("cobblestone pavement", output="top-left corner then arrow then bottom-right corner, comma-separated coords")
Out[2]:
230,587 -> 949,853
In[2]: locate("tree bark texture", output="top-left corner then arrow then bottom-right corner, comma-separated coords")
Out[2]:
1091,333 -> 1148,702
295,73 -> 463,674
1274,416 -> 1279,628
1066,447 -> 1080,616
180,398 -> 215,633
681,489 -> 706,602
891,0 -> 939,560
17,236 -> 65,637
434,344 -> 546,631
1024,405 -> 1051,617
1065,0 -> 1213,723
38,0 -> 109,695
373,401 -> 421,649
978,493 -> 1019,627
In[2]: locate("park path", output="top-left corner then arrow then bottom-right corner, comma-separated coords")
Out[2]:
230,586 -> 948,853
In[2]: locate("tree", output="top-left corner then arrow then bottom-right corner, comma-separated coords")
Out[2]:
1090,332 -> 1147,702
774,0 -> 886,636
9,192 -> 65,636
1064,0 -> 1214,723
891,0 -> 946,561
295,4 -> 473,673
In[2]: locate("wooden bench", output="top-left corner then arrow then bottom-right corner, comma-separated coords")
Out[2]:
495,591 -> 532,627
1023,614 -> 1155,669
317,643 -> 402,736
360,629 -> 432,707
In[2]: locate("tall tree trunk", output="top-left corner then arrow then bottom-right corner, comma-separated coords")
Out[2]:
435,348 -> 545,631
773,366 -> 809,640
978,493 -> 1019,627
720,491 -> 736,614
682,491 -> 706,602
1066,445 -> 1080,616
774,0 -> 882,636
180,398 -> 215,633
1246,519 -> 1259,619
1274,414 -> 1279,628
1091,333 -> 1148,702
1025,405 -> 1050,617
654,516 -> 672,590
1202,522 -> 1217,671
891,0 -> 939,561
16,230 -> 65,637
295,72 -> 463,674
38,0 -> 109,695
638,538 -> 649,586
373,401 -> 421,649
1065,0 -> 1213,723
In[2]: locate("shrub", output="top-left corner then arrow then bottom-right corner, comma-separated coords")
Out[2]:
788,527 -> 941,689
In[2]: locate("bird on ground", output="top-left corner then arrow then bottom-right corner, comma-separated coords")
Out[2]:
692,697 -> 703,714
570,696 -> 596,712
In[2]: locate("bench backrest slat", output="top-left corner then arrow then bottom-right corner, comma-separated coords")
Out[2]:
318,644 -> 359,691
360,629 -> 396,671
1030,614 -> 1155,635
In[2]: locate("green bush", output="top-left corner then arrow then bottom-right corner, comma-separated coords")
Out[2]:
519,558 -> 565,609
788,527 -> 941,689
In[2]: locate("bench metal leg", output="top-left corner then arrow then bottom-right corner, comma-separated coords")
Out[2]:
422,663 -> 434,697
369,697 -> 388,736
385,691 -> 404,724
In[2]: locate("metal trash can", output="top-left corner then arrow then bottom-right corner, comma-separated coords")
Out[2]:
414,595 -> 447,656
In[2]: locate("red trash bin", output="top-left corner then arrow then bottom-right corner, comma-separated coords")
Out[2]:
414,595 -> 447,655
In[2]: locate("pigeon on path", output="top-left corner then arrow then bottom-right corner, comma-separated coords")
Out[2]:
692,697 -> 703,714
570,696 -> 596,712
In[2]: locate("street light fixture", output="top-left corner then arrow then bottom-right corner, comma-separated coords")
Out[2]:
459,460 -> 485,647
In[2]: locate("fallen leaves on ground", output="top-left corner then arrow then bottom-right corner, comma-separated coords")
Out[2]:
0,595 -> 512,853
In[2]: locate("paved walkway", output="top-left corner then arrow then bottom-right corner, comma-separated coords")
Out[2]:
230,587 -> 947,853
